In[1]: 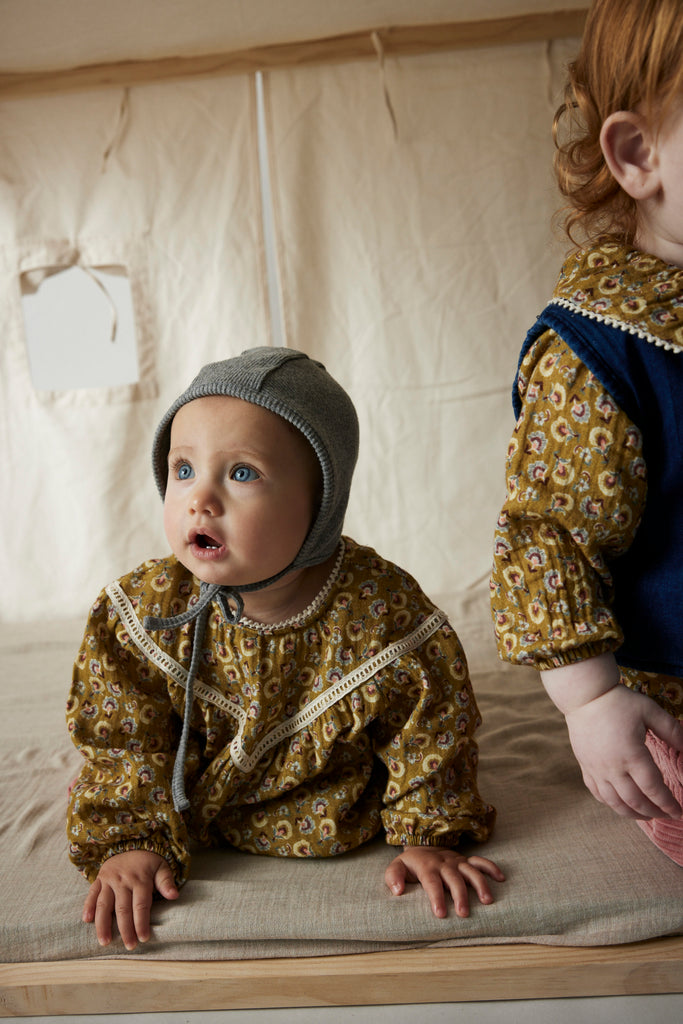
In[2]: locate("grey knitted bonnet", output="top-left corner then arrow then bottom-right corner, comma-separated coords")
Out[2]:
152,346 -> 359,588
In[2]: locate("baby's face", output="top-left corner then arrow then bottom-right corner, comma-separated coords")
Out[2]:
163,395 -> 320,588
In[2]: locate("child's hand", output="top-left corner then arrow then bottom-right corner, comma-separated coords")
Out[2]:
564,685 -> 683,820
83,850 -> 179,950
385,847 -> 505,919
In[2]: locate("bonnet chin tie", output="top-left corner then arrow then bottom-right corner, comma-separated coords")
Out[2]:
144,583 -> 244,812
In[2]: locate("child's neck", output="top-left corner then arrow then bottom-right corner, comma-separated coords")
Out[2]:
239,550 -> 339,626
635,220 -> 683,269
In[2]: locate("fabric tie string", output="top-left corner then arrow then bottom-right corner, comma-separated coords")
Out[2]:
143,582 -> 244,811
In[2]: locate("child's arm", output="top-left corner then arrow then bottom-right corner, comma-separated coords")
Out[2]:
541,652 -> 683,819
385,848 -> 505,918
82,850 -> 179,950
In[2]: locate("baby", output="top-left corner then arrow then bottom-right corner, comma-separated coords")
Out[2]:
491,0 -> 683,864
67,347 -> 503,950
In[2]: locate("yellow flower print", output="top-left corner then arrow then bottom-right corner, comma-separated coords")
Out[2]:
94,721 -> 110,741
264,676 -> 282,699
528,599 -> 546,625
550,619 -> 568,640
549,383 -> 566,408
150,571 -> 173,592
570,397 -> 591,422
549,492 -> 575,514
528,460 -> 549,483
273,820 -> 293,840
539,352 -> 560,376
139,703 -> 159,724
611,504 -> 633,529
538,523 -> 561,545
256,658 -> 273,679
201,803 -> 222,820
621,296 -> 646,316
502,633 -> 517,654
598,471 -> 618,496
502,565 -> 526,591
319,818 -> 337,839
525,431 -> 548,455
598,274 -> 620,294
551,458 -> 575,485
629,457 -> 647,481
551,417 -> 575,443
589,426 -> 613,453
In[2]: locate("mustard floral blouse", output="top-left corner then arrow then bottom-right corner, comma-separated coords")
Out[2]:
67,537 -> 495,885
490,244 -> 683,720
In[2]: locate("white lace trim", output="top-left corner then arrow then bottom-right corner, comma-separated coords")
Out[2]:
228,608 -> 448,773
105,581 -> 247,728
239,540 -> 346,632
106,580 -> 447,776
551,296 -> 683,353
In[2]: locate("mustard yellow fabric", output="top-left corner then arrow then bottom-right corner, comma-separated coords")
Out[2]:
490,244 -> 683,720
67,537 -> 495,884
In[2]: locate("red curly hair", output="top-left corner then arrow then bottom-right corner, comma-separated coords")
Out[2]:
554,0 -> 683,246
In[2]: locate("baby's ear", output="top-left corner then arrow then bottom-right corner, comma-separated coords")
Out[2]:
600,111 -> 661,200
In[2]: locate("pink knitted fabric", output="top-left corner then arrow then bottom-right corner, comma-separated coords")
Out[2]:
637,731 -> 683,867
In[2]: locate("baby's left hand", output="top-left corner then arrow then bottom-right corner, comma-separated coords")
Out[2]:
385,847 -> 505,919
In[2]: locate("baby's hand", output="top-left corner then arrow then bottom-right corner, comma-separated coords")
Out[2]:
83,850 -> 179,950
385,847 -> 505,919
564,685 -> 683,821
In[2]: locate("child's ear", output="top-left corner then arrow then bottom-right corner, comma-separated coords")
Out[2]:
600,111 -> 661,200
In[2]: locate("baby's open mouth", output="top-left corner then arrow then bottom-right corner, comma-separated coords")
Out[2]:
194,532 -> 222,550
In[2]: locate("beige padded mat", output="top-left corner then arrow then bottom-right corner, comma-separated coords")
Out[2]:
1,617 -> 681,963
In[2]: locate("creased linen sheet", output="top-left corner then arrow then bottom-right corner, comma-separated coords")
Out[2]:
1,612 -> 681,964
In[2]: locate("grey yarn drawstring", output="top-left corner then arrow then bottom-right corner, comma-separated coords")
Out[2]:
143,582 -> 244,812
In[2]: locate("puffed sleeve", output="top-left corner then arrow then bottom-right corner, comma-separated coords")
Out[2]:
372,622 -> 495,847
490,331 -> 647,670
66,587 -> 193,885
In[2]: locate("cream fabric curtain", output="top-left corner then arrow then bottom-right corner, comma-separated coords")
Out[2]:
0,35 -> 578,625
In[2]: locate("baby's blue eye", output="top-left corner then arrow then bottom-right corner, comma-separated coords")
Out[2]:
232,465 -> 259,482
177,463 -> 194,480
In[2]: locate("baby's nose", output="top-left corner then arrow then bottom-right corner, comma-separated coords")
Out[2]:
189,485 -> 222,516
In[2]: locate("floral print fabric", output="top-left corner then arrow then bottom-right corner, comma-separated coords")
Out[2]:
67,538 -> 495,885
490,243 -> 683,720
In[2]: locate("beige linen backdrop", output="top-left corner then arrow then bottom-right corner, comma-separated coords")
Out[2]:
0,33 -> 576,637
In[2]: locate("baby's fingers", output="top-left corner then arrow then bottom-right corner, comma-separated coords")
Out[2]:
445,858 -> 504,918
590,761 -> 680,820
384,857 -> 411,896
462,855 -> 506,882
82,878 -> 101,925
93,885 -> 117,947
628,757 -> 682,819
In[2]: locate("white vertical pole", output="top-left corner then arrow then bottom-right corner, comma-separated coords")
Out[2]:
255,70 -> 287,348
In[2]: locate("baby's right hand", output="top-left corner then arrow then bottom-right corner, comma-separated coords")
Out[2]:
83,850 -> 179,950
564,684 -> 683,821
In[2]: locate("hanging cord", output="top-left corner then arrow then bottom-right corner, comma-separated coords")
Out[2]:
371,32 -> 399,140
144,582 -> 244,812
101,88 -> 130,174
76,263 -> 118,342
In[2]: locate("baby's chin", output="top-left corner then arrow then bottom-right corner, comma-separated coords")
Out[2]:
171,551 -> 270,590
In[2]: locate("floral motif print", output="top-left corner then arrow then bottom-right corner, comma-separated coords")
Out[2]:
490,243 -> 683,721
68,538 -> 494,885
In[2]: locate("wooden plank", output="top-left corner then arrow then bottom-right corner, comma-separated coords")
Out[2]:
0,9 -> 587,98
1,936 -> 681,1016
